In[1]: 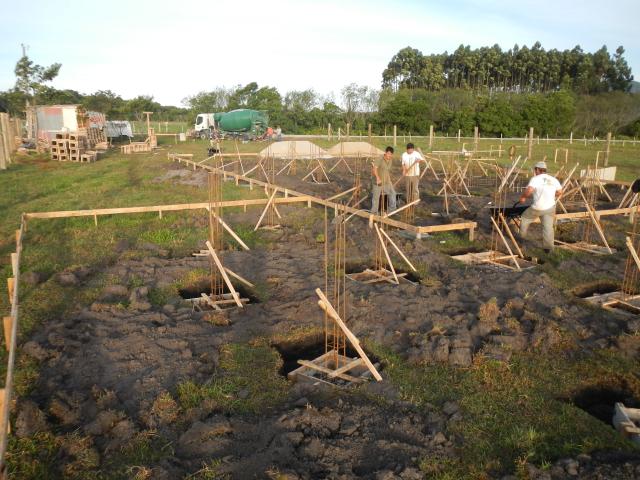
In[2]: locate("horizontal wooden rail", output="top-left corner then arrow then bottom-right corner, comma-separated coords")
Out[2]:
24,196 -> 313,220
0,216 -> 26,472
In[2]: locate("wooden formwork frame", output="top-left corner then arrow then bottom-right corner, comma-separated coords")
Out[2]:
292,288 -> 382,383
168,153 -> 478,241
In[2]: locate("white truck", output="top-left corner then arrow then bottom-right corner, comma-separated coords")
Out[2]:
194,113 -> 216,139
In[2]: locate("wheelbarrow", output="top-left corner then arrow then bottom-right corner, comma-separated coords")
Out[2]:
490,202 -> 529,220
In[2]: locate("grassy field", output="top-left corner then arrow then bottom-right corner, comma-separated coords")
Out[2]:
127,126 -> 640,181
0,144 -> 639,478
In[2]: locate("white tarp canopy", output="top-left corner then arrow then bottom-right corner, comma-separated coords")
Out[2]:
105,121 -> 133,138
327,141 -> 384,157
259,140 -> 330,159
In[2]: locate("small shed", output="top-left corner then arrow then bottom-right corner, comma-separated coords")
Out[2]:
29,105 -> 106,142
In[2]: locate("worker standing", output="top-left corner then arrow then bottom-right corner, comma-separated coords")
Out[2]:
401,143 -> 427,202
275,126 -> 282,141
371,146 -> 397,214
518,161 -> 562,252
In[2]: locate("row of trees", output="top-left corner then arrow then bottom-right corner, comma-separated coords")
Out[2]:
183,84 -> 640,137
375,88 -> 640,137
0,87 -> 190,122
382,43 -> 633,94
1,48 -> 639,138
181,82 -> 379,134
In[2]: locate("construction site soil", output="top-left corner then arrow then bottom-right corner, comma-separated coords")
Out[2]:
14,161 -> 640,478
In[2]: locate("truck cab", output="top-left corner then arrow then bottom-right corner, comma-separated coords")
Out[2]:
194,113 -> 216,139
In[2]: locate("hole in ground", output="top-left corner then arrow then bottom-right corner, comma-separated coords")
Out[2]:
568,383 -> 640,425
178,277 -> 261,303
272,332 -> 381,377
573,280 -> 619,298
446,245 -> 485,256
570,381 -> 640,428
344,263 -> 421,283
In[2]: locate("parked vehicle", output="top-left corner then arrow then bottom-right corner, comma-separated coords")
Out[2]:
193,109 -> 269,140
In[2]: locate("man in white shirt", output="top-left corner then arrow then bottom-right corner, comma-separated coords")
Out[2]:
401,143 -> 427,202
518,161 -> 563,252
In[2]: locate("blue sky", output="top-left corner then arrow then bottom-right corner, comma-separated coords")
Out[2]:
0,0 -> 638,106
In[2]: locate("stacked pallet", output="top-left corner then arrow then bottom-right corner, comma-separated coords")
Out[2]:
50,133 -> 98,162
120,127 -> 157,154
121,142 -> 152,154
85,127 -> 107,147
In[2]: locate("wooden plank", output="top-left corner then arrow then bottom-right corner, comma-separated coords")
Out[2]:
499,213 -> 525,259
580,191 -> 613,254
200,293 -> 222,311
489,216 -> 520,271
416,221 -> 477,234
23,197 -> 313,220
0,389 -> 8,433
10,253 -> 17,277
555,240 -> 613,255
296,360 -> 363,383
378,228 -> 417,272
326,186 -> 357,202
329,357 -> 364,378
365,268 -> 407,283
316,288 -> 383,381
223,267 -> 254,288
6,278 -> 14,305
171,156 -> 423,234
205,241 -> 242,308
254,189 -> 278,231
384,199 -> 420,218
209,211 -> 250,251
2,317 -> 12,352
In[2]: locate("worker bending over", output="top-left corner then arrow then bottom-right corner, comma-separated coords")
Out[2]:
518,161 -> 562,252
371,146 -> 397,214
401,143 -> 427,202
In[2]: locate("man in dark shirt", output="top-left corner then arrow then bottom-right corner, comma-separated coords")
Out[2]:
371,146 -> 396,214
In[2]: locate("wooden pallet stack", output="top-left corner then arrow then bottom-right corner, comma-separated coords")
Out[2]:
50,133 -> 98,163
121,127 -> 157,154
85,127 -> 107,149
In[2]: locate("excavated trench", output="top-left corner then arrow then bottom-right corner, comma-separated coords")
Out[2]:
573,280 -> 621,298
568,382 -> 640,425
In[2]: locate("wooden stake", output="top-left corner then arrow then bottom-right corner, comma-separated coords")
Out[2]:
626,237 -> 640,271
490,217 -> 520,270
254,189 -> 278,231
2,317 -> 12,352
209,210 -> 250,251
223,266 -> 254,288
498,213 -> 525,259
6,279 -> 14,305
384,199 -> 420,218
379,228 -> 417,271
205,241 -> 243,308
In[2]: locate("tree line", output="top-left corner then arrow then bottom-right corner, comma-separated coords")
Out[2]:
1,45 -> 639,138
382,43 -> 633,94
